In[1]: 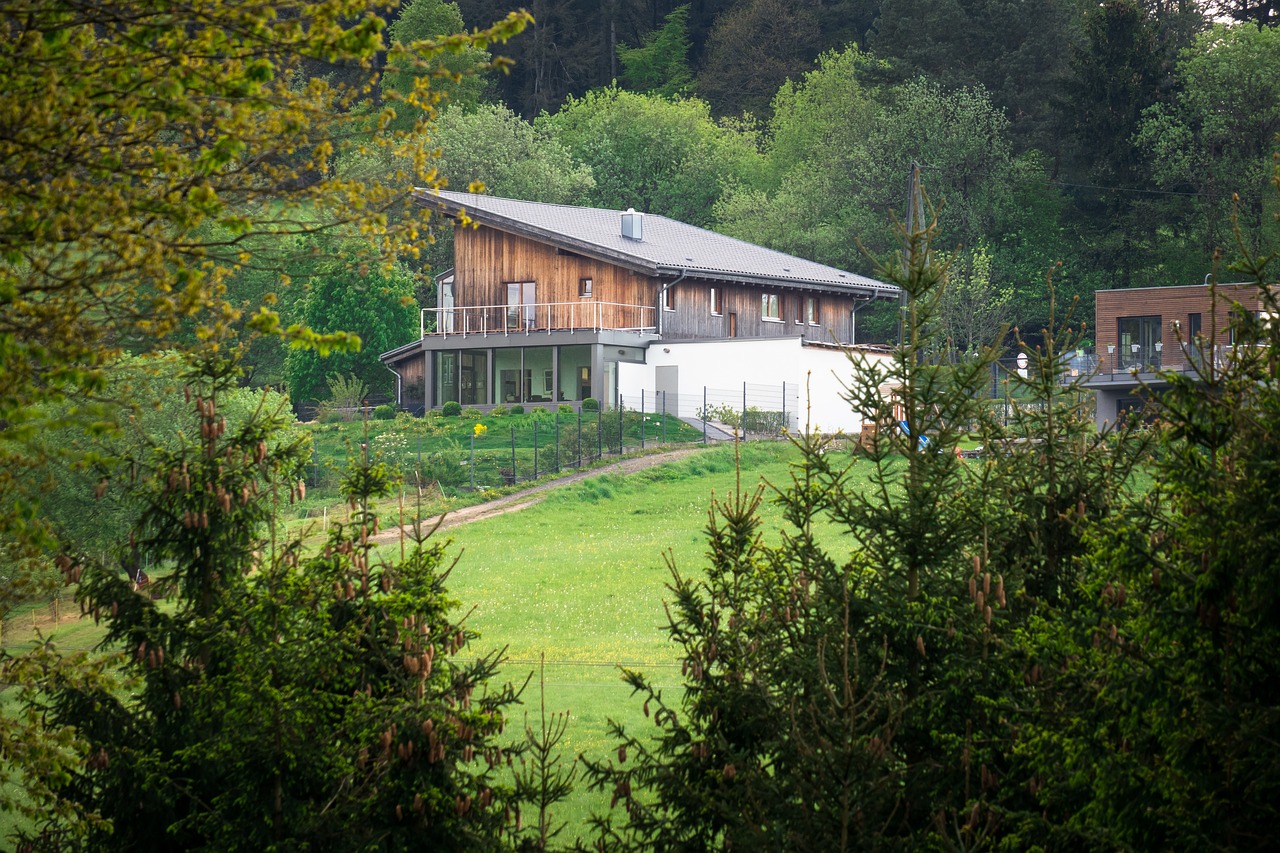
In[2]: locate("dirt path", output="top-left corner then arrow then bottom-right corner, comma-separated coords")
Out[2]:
370,446 -> 710,542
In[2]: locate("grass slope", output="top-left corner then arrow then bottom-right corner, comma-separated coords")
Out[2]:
393,440 -> 862,838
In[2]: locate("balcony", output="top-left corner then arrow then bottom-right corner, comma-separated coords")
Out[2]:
1116,342 -> 1163,373
1089,342 -> 1251,383
422,301 -> 656,339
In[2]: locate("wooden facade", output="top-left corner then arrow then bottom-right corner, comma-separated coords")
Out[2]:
659,278 -> 857,344
455,224 -> 861,345
1095,283 -> 1268,373
454,226 -> 653,330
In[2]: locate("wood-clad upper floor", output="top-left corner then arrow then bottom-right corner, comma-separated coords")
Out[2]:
443,223 -> 868,345
1095,283 -> 1272,373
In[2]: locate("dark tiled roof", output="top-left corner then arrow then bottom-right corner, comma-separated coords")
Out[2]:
417,190 -> 897,298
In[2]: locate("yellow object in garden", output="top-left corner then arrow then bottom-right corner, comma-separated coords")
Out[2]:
473,423 -> 488,437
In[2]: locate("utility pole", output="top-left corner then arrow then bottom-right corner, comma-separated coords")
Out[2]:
899,161 -> 923,346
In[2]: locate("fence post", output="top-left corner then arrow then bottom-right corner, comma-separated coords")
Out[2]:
618,403 -> 624,455
511,426 -> 517,483
640,390 -> 646,449
470,434 -> 475,489
577,410 -> 583,468
782,381 -> 786,434
703,386 -> 708,444
533,419 -> 539,479
661,390 -> 666,443
554,412 -> 560,473
597,410 -> 603,460
743,382 -> 748,437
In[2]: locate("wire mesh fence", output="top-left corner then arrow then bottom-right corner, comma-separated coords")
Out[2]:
1,588 -> 82,649
330,409 -> 709,495
620,381 -> 801,438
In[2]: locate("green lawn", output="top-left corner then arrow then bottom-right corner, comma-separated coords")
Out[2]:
390,440 -> 863,838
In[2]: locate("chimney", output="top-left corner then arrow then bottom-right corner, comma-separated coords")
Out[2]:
621,208 -> 643,241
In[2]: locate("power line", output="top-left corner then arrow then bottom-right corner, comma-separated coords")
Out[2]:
917,161 -> 1272,203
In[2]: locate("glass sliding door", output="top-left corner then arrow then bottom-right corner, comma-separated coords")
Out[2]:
558,345 -> 591,401
435,351 -> 458,406
523,347 -> 553,401
1118,316 -> 1162,371
523,282 -> 537,328
459,351 -> 488,405
495,348 -> 522,403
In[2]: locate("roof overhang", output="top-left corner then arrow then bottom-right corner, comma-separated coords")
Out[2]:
655,265 -> 896,299
416,190 -> 897,300
417,191 -> 660,277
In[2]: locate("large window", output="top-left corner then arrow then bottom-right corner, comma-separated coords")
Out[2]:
435,351 -> 458,406
459,351 -> 487,406
495,348 -> 522,403
506,281 -> 536,329
1187,312 -> 1204,366
558,345 -> 592,402
762,293 -> 781,321
434,350 -> 487,406
1118,315 -> 1162,371
400,356 -> 425,408
806,296 -> 819,325
710,287 -> 722,316
523,347 -> 554,401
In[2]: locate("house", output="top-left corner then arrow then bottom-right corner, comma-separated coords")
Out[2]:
1085,281 -> 1273,426
380,190 -> 900,433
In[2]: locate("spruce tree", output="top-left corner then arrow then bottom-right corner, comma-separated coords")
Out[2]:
37,352 -> 527,850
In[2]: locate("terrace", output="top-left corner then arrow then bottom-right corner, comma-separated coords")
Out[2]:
1085,341 -> 1246,383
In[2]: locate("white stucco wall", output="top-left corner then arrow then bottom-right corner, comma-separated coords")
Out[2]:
617,337 -> 892,434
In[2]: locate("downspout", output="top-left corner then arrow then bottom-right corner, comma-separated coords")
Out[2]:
383,362 -> 403,409
656,270 -> 689,338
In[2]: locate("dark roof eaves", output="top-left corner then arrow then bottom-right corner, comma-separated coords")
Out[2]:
657,265 -> 896,297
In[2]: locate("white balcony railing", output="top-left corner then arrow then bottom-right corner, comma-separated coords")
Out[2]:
422,301 -> 656,339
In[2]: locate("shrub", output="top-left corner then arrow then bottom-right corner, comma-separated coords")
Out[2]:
558,404 -> 574,414
697,402 -> 740,428
461,407 -> 483,419
490,404 -> 509,417
441,401 -> 462,417
508,404 -> 525,415
742,408 -> 787,434
325,372 -> 368,411
529,406 -> 549,415
581,397 -> 599,412
373,404 -> 395,420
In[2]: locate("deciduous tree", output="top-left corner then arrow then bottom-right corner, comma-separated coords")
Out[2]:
1138,22 -> 1280,260
0,0 -> 529,563
283,251 -> 420,406
537,87 -> 761,227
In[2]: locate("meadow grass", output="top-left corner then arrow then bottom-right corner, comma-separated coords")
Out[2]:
393,440 -> 867,837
